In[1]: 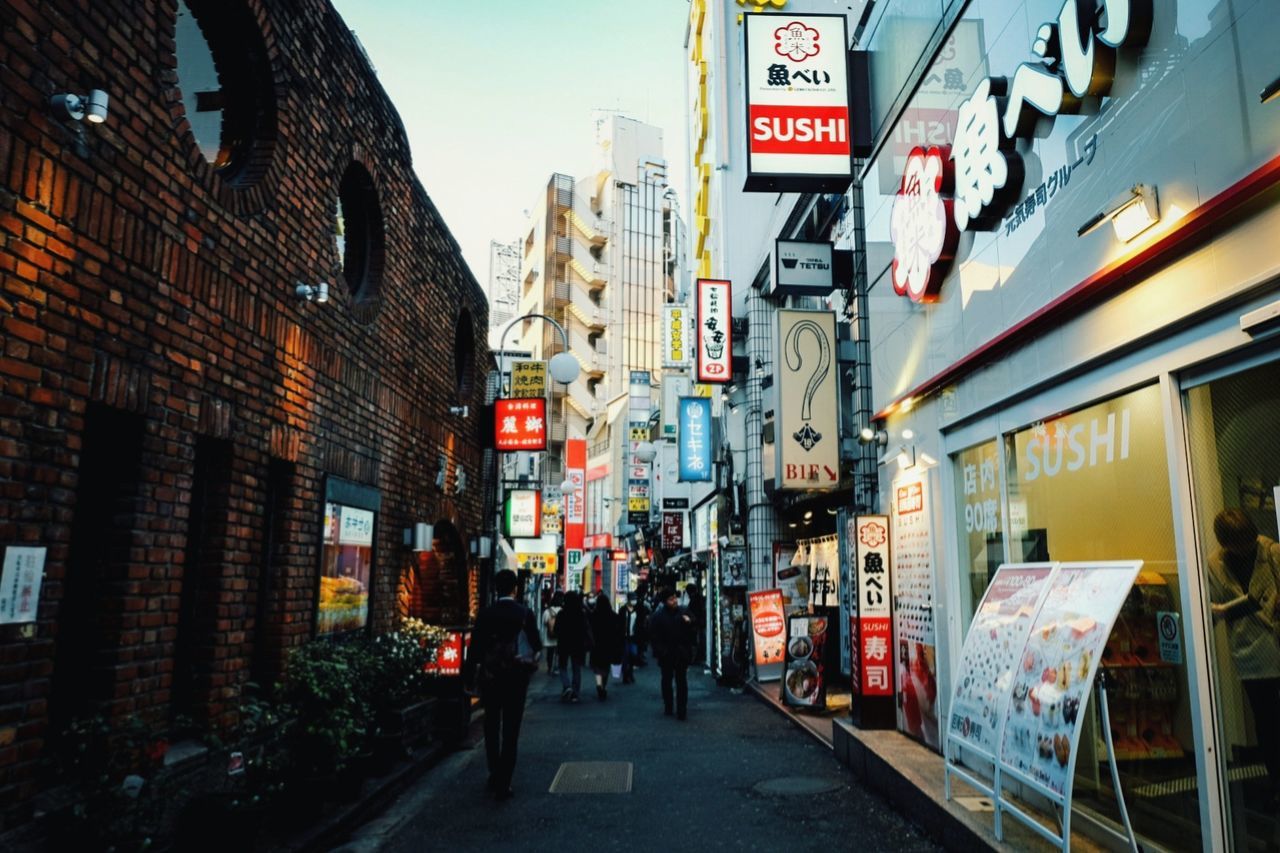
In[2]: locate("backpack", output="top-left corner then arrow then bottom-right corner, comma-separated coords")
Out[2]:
482,624 -> 539,680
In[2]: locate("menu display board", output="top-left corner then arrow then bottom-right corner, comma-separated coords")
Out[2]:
947,564 -> 1055,761
748,589 -> 786,667
998,562 -> 1142,797
783,615 -> 829,708
777,542 -> 810,615
892,474 -> 939,748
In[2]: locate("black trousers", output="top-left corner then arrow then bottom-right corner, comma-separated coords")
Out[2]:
481,674 -> 530,787
660,659 -> 689,715
1243,677 -> 1280,792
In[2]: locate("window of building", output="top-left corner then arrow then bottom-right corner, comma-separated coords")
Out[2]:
173,0 -> 275,185
335,163 -> 385,311
1003,384 -> 1195,851
316,478 -> 380,636
951,439 -> 1006,627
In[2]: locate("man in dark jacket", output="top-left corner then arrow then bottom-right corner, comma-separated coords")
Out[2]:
469,570 -> 542,799
648,587 -> 695,720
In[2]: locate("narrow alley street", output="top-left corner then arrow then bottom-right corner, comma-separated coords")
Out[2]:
339,666 -> 941,853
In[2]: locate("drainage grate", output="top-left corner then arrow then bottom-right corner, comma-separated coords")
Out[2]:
549,762 -> 634,794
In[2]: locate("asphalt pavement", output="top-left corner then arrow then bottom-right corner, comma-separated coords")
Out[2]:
336,660 -> 941,853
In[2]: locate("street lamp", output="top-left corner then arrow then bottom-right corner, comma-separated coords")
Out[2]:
486,313 -> 580,605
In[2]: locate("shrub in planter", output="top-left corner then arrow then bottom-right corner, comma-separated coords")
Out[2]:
281,640 -> 370,788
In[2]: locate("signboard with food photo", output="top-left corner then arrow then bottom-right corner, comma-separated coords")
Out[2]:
998,561 -> 1142,799
748,588 -> 787,679
782,615 -> 829,708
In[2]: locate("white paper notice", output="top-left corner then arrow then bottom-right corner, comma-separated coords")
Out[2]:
0,547 -> 46,624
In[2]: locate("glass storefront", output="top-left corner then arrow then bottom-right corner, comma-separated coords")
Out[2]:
1185,356 -> 1280,849
954,385 -> 1199,849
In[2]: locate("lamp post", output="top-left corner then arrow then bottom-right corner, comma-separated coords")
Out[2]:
486,313 -> 580,606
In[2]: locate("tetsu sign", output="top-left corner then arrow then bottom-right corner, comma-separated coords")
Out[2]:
494,398 -> 547,451
744,13 -> 853,192
695,279 -> 731,383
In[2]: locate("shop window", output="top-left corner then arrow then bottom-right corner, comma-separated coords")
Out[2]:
317,479 -> 380,636
951,439 -> 1006,627
1185,357 -> 1280,846
173,0 -> 275,186
453,310 -> 475,396
1003,384 -> 1196,851
335,163 -> 386,312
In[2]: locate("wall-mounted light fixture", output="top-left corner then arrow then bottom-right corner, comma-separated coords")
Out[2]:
50,89 -> 110,124
403,522 -> 433,552
1077,185 -> 1160,243
296,281 -> 330,303
448,405 -> 469,417
434,453 -> 448,490
1261,75 -> 1280,105
858,426 -> 889,447
454,469 -> 467,495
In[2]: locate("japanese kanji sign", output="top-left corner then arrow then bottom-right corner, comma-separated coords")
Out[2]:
695,279 -> 731,383
564,438 -> 586,552
677,396 -> 712,482
0,546 -> 45,624
494,397 -> 547,451
776,310 -> 839,491
662,512 -> 684,551
853,516 -> 892,698
744,13 -> 854,192
503,490 -> 541,539
662,304 -> 691,368
509,360 -> 547,399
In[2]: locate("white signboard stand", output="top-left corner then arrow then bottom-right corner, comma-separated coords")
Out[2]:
995,560 -> 1142,851
943,562 -> 1058,838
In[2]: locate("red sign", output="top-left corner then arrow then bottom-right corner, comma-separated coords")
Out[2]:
494,398 -> 547,451
584,533 -> 613,550
609,549 -> 629,562
564,438 -> 586,552
749,105 -> 850,155
748,589 -> 786,666
855,515 -> 893,697
661,512 -> 684,550
890,146 -> 958,303
895,481 -> 924,514
423,630 -> 468,677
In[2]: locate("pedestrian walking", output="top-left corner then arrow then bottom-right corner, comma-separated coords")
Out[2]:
589,592 -> 624,700
541,591 -> 563,675
620,595 -> 645,683
468,570 -> 541,799
553,590 -> 590,702
648,587 -> 695,720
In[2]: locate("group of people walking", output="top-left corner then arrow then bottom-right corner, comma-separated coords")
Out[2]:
539,591 -> 650,701
470,575 -> 699,799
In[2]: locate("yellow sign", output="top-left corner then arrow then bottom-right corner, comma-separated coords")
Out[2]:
542,506 -> 562,534
628,497 -> 651,512
510,361 -> 547,399
629,426 -> 648,441
516,552 -> 559,574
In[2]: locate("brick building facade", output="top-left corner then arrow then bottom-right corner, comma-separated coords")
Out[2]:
0,0 -> 489,826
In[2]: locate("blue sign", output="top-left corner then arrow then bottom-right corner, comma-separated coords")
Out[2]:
678,396 -> 712,482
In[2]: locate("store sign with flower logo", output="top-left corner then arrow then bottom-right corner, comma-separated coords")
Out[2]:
890,146 -> 959,303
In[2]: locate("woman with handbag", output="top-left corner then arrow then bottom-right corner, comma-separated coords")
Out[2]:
589,593 -> 624,700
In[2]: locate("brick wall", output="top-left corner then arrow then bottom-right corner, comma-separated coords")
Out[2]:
0,0 -> 490,827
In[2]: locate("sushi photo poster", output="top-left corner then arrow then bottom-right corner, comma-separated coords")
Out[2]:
998,561 -> 1142,800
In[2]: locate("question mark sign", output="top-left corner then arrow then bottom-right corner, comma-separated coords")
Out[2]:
784,320 -> 831,422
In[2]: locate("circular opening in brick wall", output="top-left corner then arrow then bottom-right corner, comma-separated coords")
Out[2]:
335,163 -> 386,316
174,0 -> 277,187
454,310 -> 475,396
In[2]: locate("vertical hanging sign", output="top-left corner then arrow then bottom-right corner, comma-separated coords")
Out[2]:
678,396 -> 713,482
663,304 -> 692,368
854,515 -> 892,698
564,437 -> 586,554
776,310 -> 839,490
743,13 -> 854,192
695,279 -> 731,383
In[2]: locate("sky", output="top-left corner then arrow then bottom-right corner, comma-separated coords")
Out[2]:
329,0 -> 692,290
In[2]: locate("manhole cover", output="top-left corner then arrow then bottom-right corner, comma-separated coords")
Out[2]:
753,776 -> 843,796
549,762 -> 633,794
